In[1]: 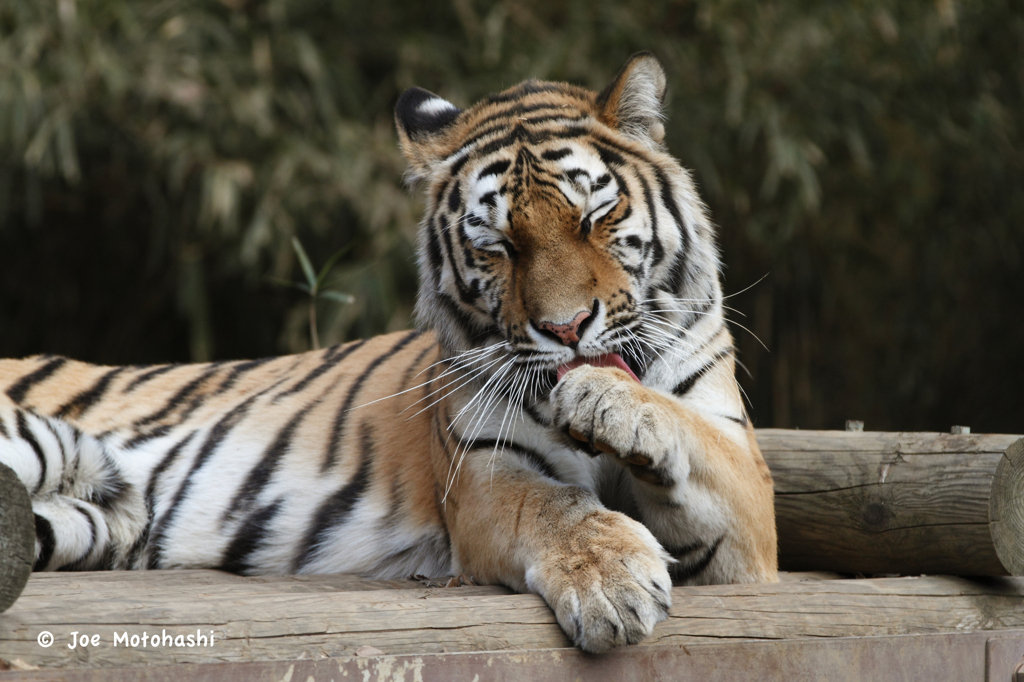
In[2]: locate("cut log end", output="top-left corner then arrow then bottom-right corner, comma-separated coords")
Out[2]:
992,438 -> 1024,576
0,462 -> 35,613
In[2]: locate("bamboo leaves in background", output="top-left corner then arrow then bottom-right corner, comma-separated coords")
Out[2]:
0,0 -> 1020,432
268,237 -> 354,350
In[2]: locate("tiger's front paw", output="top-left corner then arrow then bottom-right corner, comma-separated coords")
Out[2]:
526,509 -> 672,653
551,365 -> 686,487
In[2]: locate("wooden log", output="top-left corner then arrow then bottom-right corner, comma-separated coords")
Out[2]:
0,462 -> 34,614
758,429 -> 1024,576
0,570 -> 1022,669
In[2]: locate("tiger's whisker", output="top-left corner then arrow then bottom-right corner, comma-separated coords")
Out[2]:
356,344 -> 503,411
403,354 -> 509,420
644,310 -> 769,353
449,357 -> 517,429
412,341 -> 506,380
444,358 -> 517,500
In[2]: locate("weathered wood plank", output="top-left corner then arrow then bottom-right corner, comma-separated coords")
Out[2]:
987,636 -> 1024,682
1,572 -> 1022,669
15,569 -> 833,600
757,430 -> 1024,575
16,571 -> 508,600
4,631 -> 1022,682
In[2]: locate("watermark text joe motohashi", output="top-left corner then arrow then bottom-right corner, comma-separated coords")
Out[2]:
37,629 -> 216,649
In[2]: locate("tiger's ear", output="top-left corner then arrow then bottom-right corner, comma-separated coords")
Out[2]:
395,87 -> 464,179
596,52 -> 667,146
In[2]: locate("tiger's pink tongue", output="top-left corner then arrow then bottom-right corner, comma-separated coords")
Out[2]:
556,353 -> 639,383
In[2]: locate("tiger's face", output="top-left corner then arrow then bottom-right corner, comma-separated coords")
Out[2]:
453,140 -> 657,372
396,54 -> 719,393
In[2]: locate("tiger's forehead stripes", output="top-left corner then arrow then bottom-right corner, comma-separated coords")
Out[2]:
460,82 -> 595,136
436,97 -> 598,177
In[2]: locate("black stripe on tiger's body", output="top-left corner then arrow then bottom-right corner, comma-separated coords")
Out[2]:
295,421 -> 377,572
214,357 -> 275,396
57,367 -> 127,420
123,364 -> 180,393
59,500 -> 98,572
0,53 -> 776,654
670,536 -> 726,583
323,330 -> 422,472
6,357 -> 66,404
15,411 -> 47,495
146,391 -> 266,569
273,340 -> 365,403
218,498 -> 284,575
32,515 -> 56,571
221,397 -> 322,527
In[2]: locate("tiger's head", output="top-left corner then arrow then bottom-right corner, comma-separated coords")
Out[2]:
395,53 -> 723,395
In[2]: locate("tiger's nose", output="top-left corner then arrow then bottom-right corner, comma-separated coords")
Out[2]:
536,310 -> 592,346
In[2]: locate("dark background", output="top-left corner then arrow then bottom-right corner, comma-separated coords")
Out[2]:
1,0 -> 1021,432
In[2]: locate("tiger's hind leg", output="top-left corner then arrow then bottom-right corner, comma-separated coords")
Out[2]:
0,407 -> 149,572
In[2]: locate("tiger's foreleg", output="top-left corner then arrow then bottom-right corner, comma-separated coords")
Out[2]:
435,446 -> 673,653
551,365 -> 778,585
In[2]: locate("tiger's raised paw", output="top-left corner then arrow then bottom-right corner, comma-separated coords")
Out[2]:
551,365 -> 687,487
525,508 -> 673,653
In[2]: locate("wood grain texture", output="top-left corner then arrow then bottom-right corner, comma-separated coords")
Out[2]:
992,437 -> 1024,575
1,571 -> 1022,669
0,463 -> 34,614
3,631 -> 1022,682
757,430 -> 1024,575
17,570 -> 508,599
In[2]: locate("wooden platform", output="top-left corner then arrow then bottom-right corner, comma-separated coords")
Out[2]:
2,570 -> 1023,681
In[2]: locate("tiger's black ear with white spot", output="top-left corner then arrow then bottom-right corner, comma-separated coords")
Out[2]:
395,87 -> 464,179
597,52 -> 668,147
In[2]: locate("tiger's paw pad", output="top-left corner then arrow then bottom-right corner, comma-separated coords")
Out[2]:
553,365 -> 682,487
526,511 -> 673,653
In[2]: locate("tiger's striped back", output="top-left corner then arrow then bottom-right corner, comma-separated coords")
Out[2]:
0,331 -> 453,577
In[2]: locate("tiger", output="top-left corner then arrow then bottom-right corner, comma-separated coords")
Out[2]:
0,52 -> 777,653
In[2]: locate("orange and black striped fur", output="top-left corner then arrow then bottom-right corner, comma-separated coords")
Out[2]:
0,53 -> 776,652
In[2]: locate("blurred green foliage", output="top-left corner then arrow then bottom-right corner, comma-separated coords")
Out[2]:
0,0 -> 1020,431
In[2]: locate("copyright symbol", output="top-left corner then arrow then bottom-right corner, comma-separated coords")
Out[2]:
37,631 -> 54,648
